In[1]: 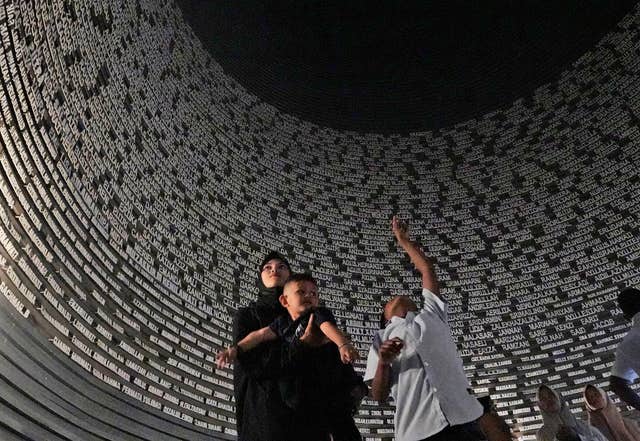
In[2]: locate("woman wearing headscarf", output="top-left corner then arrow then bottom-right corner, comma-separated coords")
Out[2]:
583,384 -> 640,441
536,384 -> 608,441
232,251 -> 294,441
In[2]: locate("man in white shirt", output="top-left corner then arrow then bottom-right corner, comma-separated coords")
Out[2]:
364,217 -> 484,441
609,287 -> 640,411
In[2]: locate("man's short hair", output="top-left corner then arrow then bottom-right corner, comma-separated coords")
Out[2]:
284,272 -> 317,289
618,287 -> 640,318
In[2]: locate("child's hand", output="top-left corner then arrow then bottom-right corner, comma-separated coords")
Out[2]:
392,216 -> 410,244
339,342 -> 360,364
300,314 -> 326,347
379,337 -> 403,365
215,346 -> 238,369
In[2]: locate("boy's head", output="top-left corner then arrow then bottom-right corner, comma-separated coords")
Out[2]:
280,273 -> 319,319
381,295 -> 418,327
618,287 -> 640,321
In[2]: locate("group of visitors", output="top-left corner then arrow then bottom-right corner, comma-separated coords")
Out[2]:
535,383 -> 640,441
534,286 -> 640,441
215,216 -> 640,441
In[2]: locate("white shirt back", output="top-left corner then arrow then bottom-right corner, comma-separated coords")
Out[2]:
364,288 -> 482,441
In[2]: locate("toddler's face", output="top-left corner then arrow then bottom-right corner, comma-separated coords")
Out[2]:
281,280 -> 319,317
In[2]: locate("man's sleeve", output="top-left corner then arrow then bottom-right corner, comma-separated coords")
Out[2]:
364,333 -> 382,383
612,343 -> 640,382
421,287 -> 447,321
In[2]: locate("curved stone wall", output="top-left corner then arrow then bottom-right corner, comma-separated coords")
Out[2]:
1,1 -> 640,439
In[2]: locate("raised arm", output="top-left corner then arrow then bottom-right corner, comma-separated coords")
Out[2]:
392,216 -> 440,296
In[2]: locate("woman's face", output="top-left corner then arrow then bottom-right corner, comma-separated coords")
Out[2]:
585,386 -> 605,409
538,387 -> 560,413
260,259 -> 290,288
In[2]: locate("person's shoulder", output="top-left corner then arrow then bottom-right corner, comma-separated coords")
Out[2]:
313,306 -> 337,324
422,287 -> 445,304
420,287 -> 447,316
625,325 -> 640,339
618,327 -> 640,349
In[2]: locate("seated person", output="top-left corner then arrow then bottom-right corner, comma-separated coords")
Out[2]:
218,273 -> 364,441
610,287 -> 640,411
536,384 -> 607,441
583,384 -> 640,441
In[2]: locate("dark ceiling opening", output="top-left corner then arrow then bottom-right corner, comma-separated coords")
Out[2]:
176,0 -> 639,134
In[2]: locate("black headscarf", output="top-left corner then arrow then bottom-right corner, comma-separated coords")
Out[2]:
256,251 -> 291,309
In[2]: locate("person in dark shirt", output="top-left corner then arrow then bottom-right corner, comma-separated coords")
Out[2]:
219,273 -> 365,441
231,251 -> 294,441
